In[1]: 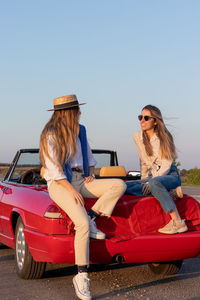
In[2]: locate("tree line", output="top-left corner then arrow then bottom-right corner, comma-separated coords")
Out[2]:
174,158 -> 200,186
180,168 -> 200,186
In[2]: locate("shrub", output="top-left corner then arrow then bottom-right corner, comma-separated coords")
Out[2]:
186,167 -> 200,185
180,169 -> 188,177
0,167 -> 9,175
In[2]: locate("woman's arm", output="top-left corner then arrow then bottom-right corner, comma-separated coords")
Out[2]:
140,160 -> 149,179
156,159 -> 172,177
43,134 -> 67,181
84,166 -> 95,183
151,136 -> 173,176
83,138 -> 96,183
89,166 -> 95,176
134,131 -> 149,179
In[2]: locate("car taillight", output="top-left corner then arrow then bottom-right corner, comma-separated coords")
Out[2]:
44,205 -> 61,219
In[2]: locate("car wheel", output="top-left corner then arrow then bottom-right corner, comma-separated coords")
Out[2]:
148,260 -> 183,276
15,217 -> 46,279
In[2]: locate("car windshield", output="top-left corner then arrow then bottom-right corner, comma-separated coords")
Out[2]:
7,150 -> 116,183
92,152 -> 113,176
93,153 -> 113,168
10,152 -> 42,182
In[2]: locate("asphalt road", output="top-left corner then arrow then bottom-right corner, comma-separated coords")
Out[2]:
182,186 -> 200,203
0,245 -> 200,300
0,187 -> 200,300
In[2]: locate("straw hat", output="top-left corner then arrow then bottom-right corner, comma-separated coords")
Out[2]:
48,94 -> 86,111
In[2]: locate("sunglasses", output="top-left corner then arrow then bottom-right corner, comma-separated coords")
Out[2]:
138,115 -> 155,121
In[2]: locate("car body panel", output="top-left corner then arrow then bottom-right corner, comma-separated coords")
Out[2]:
23,226 -> 200,264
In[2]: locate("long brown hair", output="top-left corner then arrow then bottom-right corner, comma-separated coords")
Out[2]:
142,105 -> 176,160
39,108 -> 79,171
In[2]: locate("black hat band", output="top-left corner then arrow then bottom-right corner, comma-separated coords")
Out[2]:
54,101 -> 79,110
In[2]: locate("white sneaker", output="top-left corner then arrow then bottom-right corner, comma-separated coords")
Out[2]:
158,219 -> 188,234
89,217 -> 106,240
73,272 -> 91,300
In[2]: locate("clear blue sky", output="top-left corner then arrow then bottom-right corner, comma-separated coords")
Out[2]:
1,0 -> 200,170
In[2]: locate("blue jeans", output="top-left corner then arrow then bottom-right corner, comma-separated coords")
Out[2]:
125,165 -> 181,213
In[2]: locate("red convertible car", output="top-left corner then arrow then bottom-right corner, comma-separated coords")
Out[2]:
0,149 -> 200,280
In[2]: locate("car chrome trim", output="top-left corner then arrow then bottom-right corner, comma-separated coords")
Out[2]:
44,212 -> 62,219
16,222 -> 26,271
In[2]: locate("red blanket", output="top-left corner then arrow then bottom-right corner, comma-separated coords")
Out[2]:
57,194 -> 200,237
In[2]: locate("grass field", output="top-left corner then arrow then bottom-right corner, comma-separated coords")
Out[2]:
182,182 -> 200,187
0,166 -> 9,178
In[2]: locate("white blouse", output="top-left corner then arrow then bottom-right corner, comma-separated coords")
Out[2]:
43,134 -> 97,186
134,131 -> 172,179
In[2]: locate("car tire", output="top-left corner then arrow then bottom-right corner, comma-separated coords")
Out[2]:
15,216 -> 46,279
148,260 -> 183,276
0,242 -> 9,249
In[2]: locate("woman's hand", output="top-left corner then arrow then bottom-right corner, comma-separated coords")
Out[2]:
84,175 -> 95,183
70,187 -> 85,206
142,182 -> 150,195
56,179 -> 84,206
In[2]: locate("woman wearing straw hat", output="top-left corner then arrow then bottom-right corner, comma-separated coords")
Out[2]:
125,105 -> 187,235
39,94 -> 126,300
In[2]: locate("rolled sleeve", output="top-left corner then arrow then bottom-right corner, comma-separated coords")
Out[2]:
140,160 -> 149,179
44,157 -> 66,181
156,159 -> 172,177
43,135 -> 67,182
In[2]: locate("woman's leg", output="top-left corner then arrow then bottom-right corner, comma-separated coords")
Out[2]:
125,174 -> 181,215
48,180 -> 89,266
80,178 -> 126,217
148,175 -> 187,234
125,179 -> 149,196
49,180 -> 92,299
148,175 -> 179,214
79,178 -> 126,240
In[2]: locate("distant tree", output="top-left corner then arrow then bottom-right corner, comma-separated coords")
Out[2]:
186,167 -> 200,185
180,169 -> 188,177
173,157 -> 181,170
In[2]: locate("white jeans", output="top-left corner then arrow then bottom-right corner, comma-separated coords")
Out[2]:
48,173 -> 126,265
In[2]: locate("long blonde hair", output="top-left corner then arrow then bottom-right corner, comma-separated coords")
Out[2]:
39,108 -> 79,171
142,105 -> 176,160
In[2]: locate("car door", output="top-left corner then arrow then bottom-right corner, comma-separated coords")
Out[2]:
0,183 -> 13,237
0,185 -> 4,232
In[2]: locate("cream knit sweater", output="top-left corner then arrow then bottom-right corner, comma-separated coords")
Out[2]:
134,131 -> 173,179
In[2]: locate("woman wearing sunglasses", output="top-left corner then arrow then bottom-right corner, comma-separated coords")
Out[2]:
125,105 -> 188,234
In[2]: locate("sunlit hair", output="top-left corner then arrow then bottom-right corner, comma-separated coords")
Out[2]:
39,108 -> 79,171
142,105 -> 176,160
